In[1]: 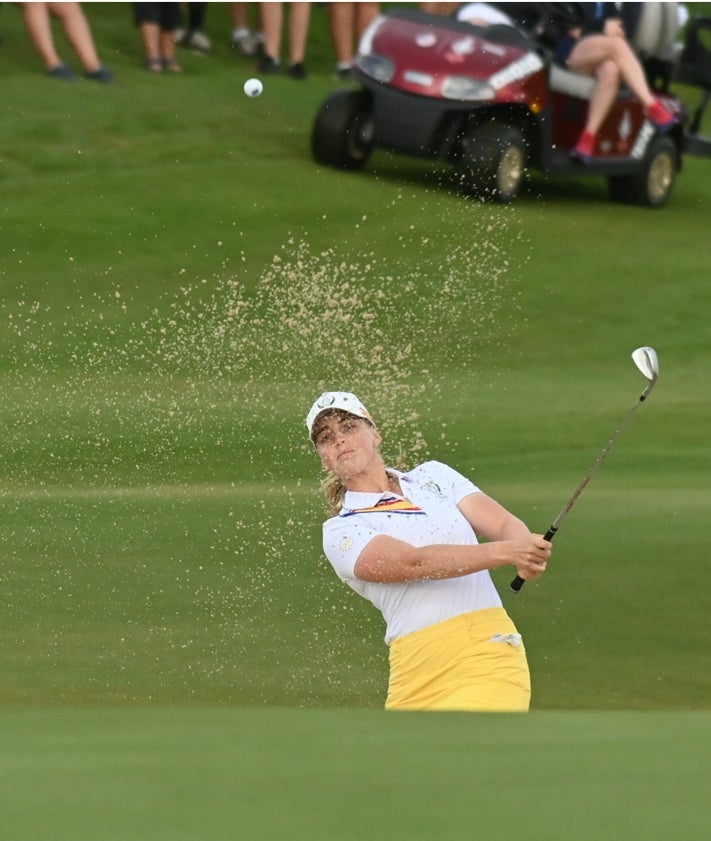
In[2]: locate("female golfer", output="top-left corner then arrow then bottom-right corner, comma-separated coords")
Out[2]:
307,391 -> 551,712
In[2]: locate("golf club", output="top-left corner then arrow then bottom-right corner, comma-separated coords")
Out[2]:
510,347 -> 659,592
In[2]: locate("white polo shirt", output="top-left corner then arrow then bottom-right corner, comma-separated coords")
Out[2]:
322,460 -> 502,644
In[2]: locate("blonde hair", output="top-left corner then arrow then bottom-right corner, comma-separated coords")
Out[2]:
321,473 -> 347,517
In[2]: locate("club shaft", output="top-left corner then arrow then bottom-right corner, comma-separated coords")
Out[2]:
510,383 -> 655,593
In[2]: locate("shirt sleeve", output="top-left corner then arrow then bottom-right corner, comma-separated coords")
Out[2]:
422,461 -> 480,505
322,516 -> 379,582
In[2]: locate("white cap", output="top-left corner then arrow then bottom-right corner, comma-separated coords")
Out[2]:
306,391 -> 374,440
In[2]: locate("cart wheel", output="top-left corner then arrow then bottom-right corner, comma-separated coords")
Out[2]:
311,90 -> 374,170
457,123 -> 527,202
608,135 -> 677,208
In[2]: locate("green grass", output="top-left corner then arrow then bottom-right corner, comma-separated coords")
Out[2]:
1,708 -> 710,841
1,3 -> 711,837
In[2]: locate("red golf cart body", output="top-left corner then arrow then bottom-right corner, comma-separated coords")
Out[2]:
311,3 -> 710,206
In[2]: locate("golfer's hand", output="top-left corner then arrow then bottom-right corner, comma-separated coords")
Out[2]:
511,535 -> 551,582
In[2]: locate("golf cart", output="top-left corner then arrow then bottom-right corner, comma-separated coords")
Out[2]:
311,3 -> 711,207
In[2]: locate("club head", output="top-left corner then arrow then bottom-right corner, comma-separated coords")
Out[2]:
631,346 -> 659,383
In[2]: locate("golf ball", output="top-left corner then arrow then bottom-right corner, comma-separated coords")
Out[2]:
243,78 -> 263,97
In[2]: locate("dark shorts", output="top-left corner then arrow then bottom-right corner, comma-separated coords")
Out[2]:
133,3 -> 182,30
554,34 -> 578,67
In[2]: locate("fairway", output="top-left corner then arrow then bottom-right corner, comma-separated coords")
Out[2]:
1,3 -> 710,838
1,707 -> 709,841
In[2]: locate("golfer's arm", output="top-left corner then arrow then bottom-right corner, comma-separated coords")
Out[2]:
457,492 -> 532,542
354,534 -> 512,584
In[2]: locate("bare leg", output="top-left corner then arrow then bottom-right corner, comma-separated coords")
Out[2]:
260,2 -> 282,62
48,2 -> 101,73
418,2 -> 459,14
288,2 -> 310,65
22,3 -> 64,70
160,30 -> 182,70
568,35 -> 654,109
140,21 -> 162,69
583,59 -> 621,135
329,3 -> 355,65
230,2 -> 248,29
355,3 -> 379,38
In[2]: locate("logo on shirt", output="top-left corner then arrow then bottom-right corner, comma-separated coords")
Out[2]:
422,481 -> 444,497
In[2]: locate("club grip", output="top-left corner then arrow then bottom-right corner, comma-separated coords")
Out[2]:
509,526 -> 558,592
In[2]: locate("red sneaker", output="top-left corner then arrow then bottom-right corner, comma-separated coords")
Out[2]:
571,130 -> 595,163
646,99 -> 678,131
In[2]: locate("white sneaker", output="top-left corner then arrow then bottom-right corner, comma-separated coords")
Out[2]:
187,30 -> 212,52
231,28 -> 262,57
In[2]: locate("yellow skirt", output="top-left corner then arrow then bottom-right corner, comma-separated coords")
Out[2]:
385,608 -> 531,712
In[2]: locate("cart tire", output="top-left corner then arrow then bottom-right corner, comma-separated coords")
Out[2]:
311,90 -> 374,170
608,135 -> 677,208
458,123 -> 527,202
